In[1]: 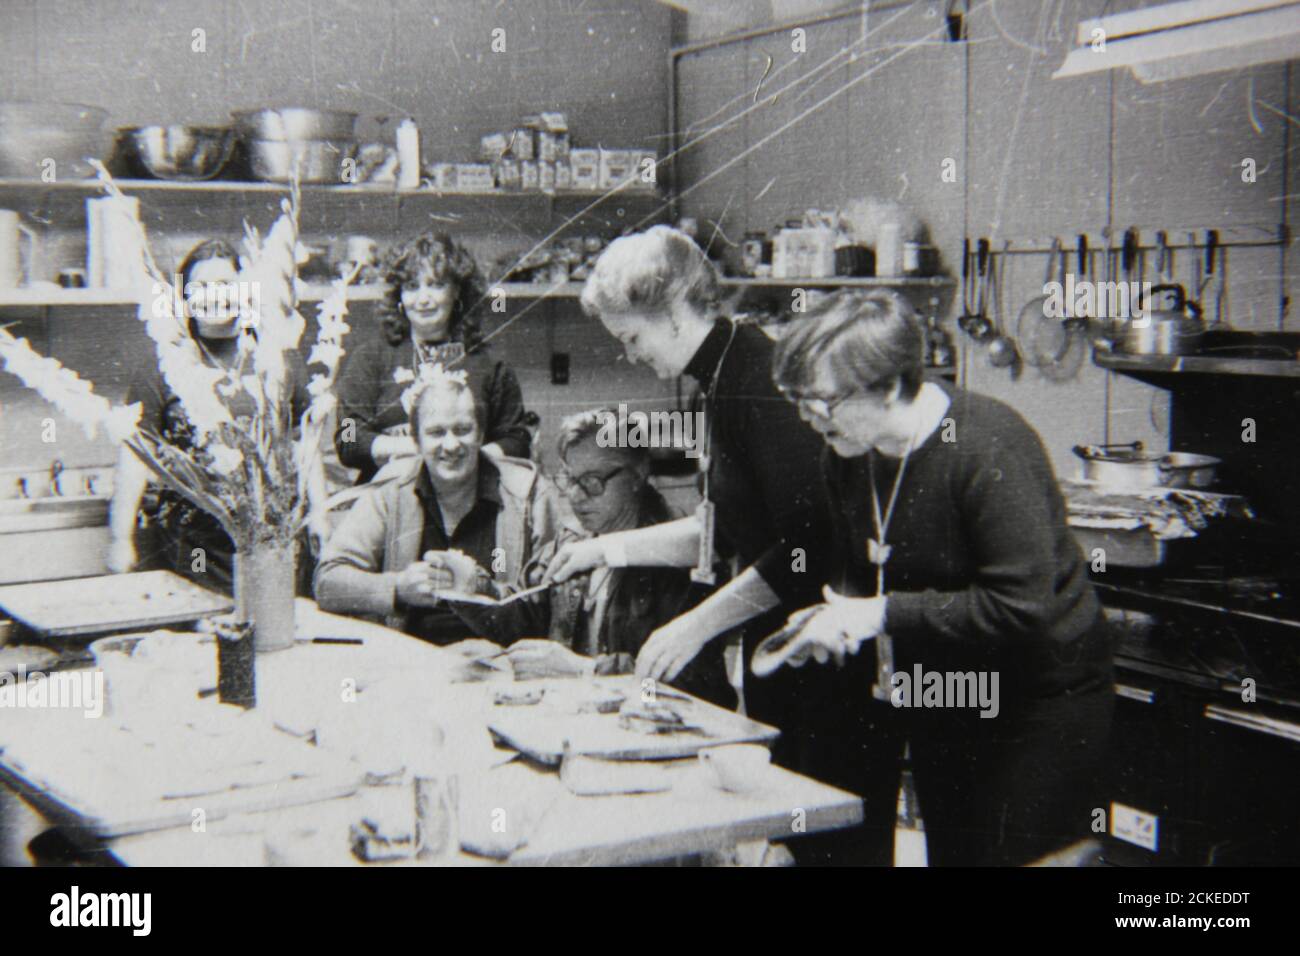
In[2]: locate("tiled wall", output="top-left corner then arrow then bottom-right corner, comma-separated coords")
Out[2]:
0,0 -> 679,476
670,0 -> 1297,476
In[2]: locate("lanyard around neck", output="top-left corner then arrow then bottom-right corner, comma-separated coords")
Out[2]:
866,439 -> 915,597
699,322 -> 737,505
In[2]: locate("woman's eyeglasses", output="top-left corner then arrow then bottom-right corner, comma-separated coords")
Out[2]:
778,385 -> 860,418
555,466 -> 625,498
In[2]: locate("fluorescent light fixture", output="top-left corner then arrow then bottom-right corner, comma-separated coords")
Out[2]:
1053,0 -> 1300,83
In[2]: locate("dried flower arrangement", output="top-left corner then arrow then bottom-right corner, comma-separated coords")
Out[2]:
0,164 -> 354,554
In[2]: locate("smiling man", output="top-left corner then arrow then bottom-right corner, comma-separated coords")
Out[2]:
314,368 -> 567,645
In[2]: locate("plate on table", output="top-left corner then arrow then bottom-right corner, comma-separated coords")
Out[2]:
487,676 -> 778,765
0,570 -> 233,638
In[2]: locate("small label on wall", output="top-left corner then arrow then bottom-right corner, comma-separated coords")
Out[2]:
1110,801 -> 1159,851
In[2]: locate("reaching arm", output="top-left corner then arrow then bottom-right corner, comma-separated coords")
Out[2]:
314,486 -> 403,618
542,514 -> 700,584
635,566 -> 780,682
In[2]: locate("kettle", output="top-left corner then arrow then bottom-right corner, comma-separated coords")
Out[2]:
1117,283 -> 1203,356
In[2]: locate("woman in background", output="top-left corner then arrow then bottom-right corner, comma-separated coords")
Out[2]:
333,232 -> 530,484
108,238 -> 309,591
767,289 -> 1113,866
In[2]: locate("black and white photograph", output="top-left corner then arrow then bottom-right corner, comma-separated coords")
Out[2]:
0,0 -> 1294,925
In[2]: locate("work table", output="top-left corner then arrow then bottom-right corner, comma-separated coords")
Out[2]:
0,601 -> 862,866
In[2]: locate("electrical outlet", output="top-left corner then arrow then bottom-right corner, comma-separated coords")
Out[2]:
551,352 -> 570,385
1110,801 -> 1159,851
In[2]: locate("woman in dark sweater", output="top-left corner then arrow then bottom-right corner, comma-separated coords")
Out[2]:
767,289 -> 1113,866
541,224 -> 835,752
333,232 -> 530,484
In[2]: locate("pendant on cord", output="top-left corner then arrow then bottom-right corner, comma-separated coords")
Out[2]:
691,499 -> 717,585
867,538 -> 892,566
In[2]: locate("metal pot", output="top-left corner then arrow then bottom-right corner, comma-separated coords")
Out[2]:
1159,452 -> 1220,489
1117,283 -> 1203,356
246,138 -> 357,184
122,125 -> 235,181
232,108 -> 357,142
1072,442 -> 1220,490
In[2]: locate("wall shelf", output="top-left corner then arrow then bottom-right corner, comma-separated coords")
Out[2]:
0,178 -> 662,234
0,281 -> 589,311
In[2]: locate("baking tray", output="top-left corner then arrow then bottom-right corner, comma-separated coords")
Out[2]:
487,676 -> 779,765
0,570 -> 233,637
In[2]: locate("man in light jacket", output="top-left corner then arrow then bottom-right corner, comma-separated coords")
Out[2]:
314,367 -> 570,645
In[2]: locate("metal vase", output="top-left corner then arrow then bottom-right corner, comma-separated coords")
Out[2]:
233,541 -> 296,652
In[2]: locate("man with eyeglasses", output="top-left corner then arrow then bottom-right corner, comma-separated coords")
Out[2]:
503,408 -> 728,703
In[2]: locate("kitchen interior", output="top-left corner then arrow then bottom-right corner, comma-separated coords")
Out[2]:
0,0 -> 1298,869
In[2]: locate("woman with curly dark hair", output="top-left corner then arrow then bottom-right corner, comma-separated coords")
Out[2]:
333,231 -> 531,484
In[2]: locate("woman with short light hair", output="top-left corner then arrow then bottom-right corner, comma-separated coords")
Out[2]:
766,288 -> 1113,866
544,224 -> 836,777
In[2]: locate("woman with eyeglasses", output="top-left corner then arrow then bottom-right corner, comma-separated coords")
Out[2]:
333,232 -> 531,485
766,289 -> 1113,866
501,407 -> 728,703
541,225 -> 835,760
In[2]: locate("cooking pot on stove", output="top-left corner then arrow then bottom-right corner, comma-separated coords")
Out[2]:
1116,284 -> 1203,356
1072,442 -> 1220,490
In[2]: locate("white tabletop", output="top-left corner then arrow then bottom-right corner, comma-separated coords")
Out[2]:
1,600 -> 863,866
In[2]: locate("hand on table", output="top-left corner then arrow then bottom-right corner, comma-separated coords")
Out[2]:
635,616 -> 712,684
506,639 -> 591,680
541,538 -> 606,585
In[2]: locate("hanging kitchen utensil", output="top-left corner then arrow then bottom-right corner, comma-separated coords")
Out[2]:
985,247 -> 1019,369
957,237 -> 977,337
962,238 -> 995,342
1040,235 -> 1089,382
1064,234 -> 1090,335
1202,228 -> 1225,330
1016,237 -> 1069,368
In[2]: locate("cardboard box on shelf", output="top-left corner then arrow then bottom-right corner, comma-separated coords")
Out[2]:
772,227 -> 837,279
570,149 -> 600,190
598,148 -> 636,190
521,160 -> 540,191
454,163 -> 496,193
427,163 -> 457,191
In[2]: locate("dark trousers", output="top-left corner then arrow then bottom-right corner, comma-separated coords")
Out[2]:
761,648 -> 1114,866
